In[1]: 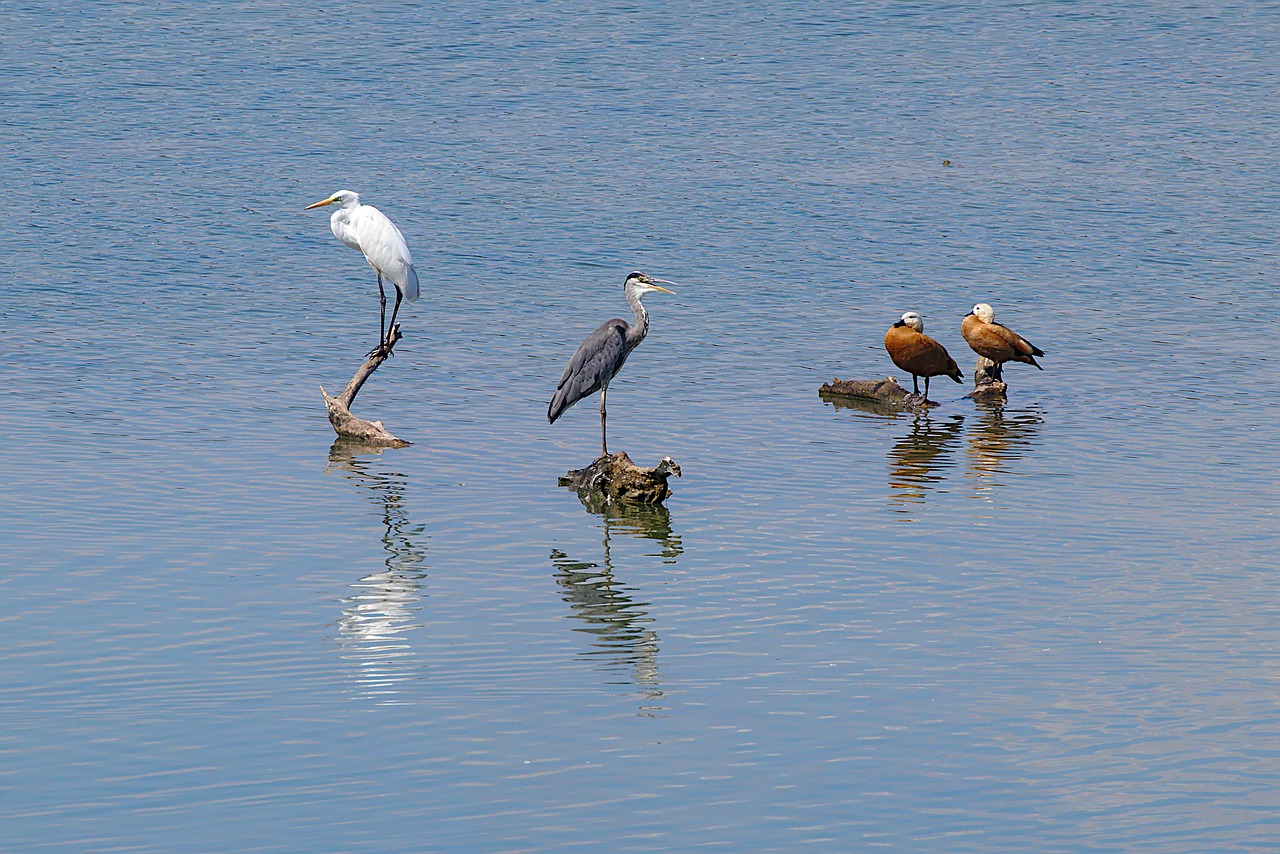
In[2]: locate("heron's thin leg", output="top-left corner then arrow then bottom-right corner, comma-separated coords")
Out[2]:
599,386 -> 609,456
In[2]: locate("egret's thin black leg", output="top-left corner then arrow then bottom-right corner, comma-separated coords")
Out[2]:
378,273 -> 388,346
386,287 -> 405,344
366,273 -> 391,357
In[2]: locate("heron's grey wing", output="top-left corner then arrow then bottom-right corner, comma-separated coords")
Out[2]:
548,319 -> 627,423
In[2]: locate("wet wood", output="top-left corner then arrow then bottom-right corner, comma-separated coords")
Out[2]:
819,375 -> 947,408
819,376 -> 911,404
320,324 -> 410,447
964,355 -> 1008,400
559,451 -> 681,506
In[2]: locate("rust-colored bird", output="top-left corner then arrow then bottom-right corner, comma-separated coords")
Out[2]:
961,303 -> 1044,380
884,311 -> 963,403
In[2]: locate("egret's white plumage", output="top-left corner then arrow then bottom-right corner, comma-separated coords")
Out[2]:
305,189 -> 419,353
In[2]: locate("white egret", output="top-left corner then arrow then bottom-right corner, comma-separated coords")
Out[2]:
548,271 -> 676,456
305,190 -> 420,355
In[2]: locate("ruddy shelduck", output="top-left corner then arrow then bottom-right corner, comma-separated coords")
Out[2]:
961,303 -> 1044,380
884,311 -> 963,403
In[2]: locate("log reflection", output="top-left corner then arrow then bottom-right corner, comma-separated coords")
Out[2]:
325,438 -> 428,705
822,390 -> 909,419
551,501 -> 682,715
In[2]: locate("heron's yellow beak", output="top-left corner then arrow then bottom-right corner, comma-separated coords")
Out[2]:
304,196 -> 337,210
650,284 -> 675,295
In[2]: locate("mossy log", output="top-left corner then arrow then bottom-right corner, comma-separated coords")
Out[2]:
320,325 -> 410,447
559,451 -> 681,506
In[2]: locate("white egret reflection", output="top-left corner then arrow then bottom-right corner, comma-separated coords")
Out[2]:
325,439 -> 428,705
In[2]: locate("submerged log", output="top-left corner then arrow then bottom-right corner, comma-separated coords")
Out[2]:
559,451 -> 681,506
820,376 -> 909,403
819,376 -> 940,408
320,325 -> 410,447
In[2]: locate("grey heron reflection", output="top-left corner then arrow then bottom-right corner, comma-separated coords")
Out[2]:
325,439 -> 428,704
551,501 -> 682,715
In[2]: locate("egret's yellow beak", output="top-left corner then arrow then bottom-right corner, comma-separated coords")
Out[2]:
304,196 -> 337,210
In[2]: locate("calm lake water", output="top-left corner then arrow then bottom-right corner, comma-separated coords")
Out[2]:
4,1 -> 1280,849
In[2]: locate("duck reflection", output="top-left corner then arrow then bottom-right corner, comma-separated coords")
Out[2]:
325,438 -> 428,705
966,400 -> 1044,500
887,413 -> 965,513
551,501 -> 681,715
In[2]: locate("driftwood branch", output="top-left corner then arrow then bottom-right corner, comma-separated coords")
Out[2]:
559,451 -> 681,506
320,325 -> 410,447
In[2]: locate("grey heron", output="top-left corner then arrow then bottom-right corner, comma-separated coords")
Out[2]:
305,190 -> 420,356
548,271 -> 676,456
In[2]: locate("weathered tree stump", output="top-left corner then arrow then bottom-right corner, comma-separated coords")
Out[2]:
559,451 -> 681,506
320,325 -> 410,447
819,376 -> 939,409
964,355 -> 1008,400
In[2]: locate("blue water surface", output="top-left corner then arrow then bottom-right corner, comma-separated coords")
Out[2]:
3,1 -> 1280,850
